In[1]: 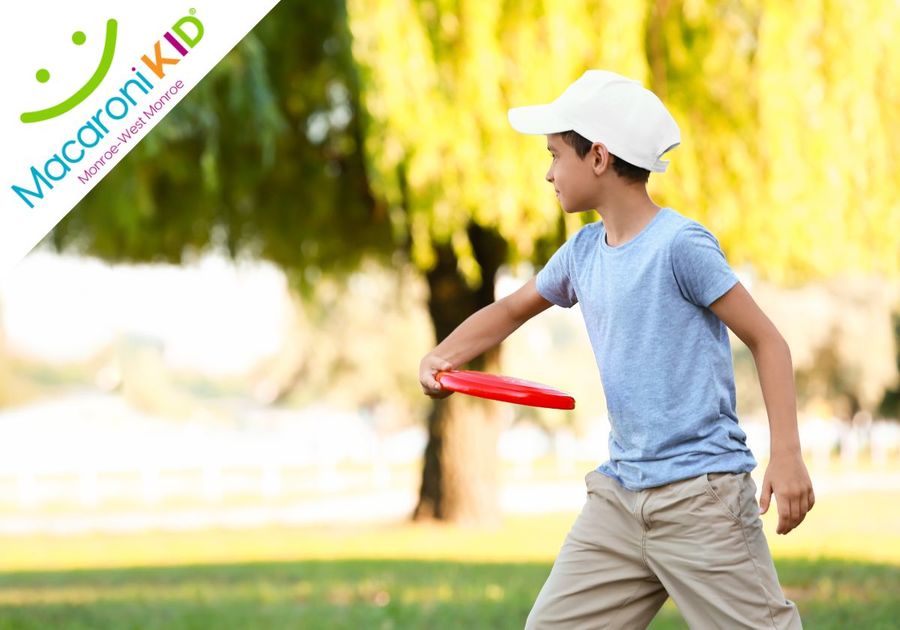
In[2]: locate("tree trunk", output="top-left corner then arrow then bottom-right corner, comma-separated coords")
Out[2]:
413,224 -> 508,524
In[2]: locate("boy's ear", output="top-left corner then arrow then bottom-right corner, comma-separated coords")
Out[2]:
590,142 -> 610,175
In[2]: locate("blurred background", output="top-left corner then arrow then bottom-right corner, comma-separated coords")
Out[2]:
0,1 -> 898,628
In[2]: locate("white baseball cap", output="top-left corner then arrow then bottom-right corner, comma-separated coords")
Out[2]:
507,70 -> 681,173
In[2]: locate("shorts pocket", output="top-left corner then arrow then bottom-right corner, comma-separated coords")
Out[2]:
585,470 -> 613,498
704,473 -> 742,523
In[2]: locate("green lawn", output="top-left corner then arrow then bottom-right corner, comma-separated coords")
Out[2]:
0,557 -> 897,629
0,482 -> 897,629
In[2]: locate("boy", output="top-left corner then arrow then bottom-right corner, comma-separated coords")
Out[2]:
418,70 -> 814,628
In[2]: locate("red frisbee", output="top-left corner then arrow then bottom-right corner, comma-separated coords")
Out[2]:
435,370 -> 575,410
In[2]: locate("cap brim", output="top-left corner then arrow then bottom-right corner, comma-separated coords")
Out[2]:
508,104 -> 571,135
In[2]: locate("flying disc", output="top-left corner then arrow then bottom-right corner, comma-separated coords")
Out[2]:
435,370 -> 575,410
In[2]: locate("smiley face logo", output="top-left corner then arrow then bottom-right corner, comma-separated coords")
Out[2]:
20,19 -> 118,124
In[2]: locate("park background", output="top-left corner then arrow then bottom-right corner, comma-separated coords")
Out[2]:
0,0 -> 898,628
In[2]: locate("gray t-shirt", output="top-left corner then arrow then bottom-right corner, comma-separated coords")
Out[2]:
536,207 -> 756,491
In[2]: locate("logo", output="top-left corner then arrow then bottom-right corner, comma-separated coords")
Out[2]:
21,20 -> 119,124
1,0 -> 281,279
11,9 -> 204,208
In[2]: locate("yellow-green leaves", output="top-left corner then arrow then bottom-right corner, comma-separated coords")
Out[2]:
349,0 -> 899,284
348,0 -> 652,283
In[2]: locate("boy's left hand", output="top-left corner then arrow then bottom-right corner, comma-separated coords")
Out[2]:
758,450 -> 815,535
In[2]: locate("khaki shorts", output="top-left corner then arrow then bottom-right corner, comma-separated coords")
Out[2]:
525,471 -> 802,629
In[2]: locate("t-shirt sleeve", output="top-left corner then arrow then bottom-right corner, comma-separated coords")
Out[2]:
671,223 -> 739,308
536,236 -> 579,308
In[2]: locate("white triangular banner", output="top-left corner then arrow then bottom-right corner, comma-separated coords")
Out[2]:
0,1 -> 281,279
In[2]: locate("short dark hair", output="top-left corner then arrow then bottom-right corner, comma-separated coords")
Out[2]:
559,130 -> 650,184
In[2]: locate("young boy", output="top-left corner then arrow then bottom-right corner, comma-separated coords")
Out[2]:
418,70 -> 814,628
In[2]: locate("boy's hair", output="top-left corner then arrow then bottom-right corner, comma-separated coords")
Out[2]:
560,130 -> 651,184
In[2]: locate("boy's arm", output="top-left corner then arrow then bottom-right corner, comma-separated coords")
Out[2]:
709,282 -> 815,535
419,277 -> 554,398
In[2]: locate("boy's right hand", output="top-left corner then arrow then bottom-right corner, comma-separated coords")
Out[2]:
419,354 -> 454,399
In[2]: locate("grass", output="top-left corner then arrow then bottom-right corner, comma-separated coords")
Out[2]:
0,480 -> 896,628
0,557 -> 897,629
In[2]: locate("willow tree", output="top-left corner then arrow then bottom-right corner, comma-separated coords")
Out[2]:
347,0 -> 654,522
346,0 -> 899,522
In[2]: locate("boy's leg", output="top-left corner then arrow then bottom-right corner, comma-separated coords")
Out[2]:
643,472 -> 802,629
525,471 -> 668,629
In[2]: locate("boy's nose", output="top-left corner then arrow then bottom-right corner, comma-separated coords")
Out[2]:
545,169 -> 554,183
